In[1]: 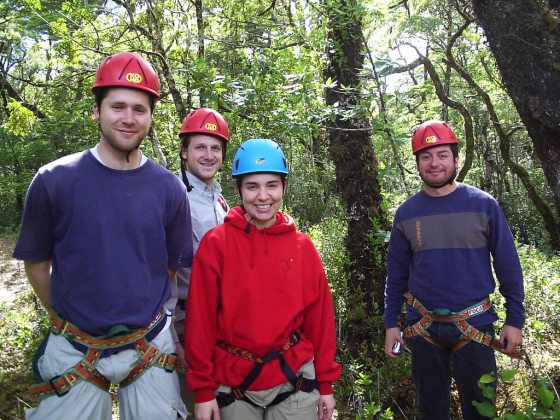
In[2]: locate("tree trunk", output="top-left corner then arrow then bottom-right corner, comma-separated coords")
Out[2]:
441,17 -> 560,249
324,0 -> 388,354
194,0 -> 206,107
471,0 -> 560,222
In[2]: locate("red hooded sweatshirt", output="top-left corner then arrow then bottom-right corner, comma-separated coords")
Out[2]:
185,206 -> 342,403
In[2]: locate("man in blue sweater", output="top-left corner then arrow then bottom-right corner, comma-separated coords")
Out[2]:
383,120 -> 524,419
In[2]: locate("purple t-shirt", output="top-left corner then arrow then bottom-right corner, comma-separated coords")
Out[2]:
13,150 -> 193,336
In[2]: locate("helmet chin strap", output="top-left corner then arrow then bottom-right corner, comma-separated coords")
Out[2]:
180,159 -> 194,192
97,121 -> 140,165
424,168 -> 457,189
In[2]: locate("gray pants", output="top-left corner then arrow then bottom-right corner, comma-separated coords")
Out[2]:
217,359 -> 320,420
26,318 -> 187,420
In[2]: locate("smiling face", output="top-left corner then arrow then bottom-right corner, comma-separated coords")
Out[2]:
238,173 -> 285,229
417,145 -> 458,195
181,134 -> 224,186
93,87 -> 152,164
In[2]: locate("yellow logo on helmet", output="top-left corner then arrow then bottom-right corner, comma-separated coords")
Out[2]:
256,158 -> 266,165
126,72 -> 143,84
425,135 -> 437,144
205,123 -> 217,131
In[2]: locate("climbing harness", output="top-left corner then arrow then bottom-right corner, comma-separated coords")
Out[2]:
403,292 -> 521,359
29,347 -> 109,399
215,331 -> 316,408
28,309 -> 187,400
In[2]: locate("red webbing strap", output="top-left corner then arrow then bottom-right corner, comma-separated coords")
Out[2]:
119,337 -> 187,388
452,320 -> 521,359
28,348 -> 110,400
404,317 -> 442,347
49,309 -> 165,349
404,292 -> 492,322
214,331 -> 302,405
216,330 -> 301,364
403,292 -> 521,359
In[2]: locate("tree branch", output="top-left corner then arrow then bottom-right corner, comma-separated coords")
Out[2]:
403,42 -> 476,181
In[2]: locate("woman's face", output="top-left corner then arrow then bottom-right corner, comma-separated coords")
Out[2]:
239,173 -> 284,229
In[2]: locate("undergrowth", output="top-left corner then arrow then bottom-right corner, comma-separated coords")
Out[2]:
0,234 -> 559,419
0,292 -> 49,419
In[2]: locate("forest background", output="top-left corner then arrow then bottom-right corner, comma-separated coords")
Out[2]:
0,0 -> 559,418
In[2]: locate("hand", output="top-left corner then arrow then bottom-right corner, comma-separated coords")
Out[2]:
194,399 -> 220,420
384,327 -> 405,358
499,324 -> 523,354
317,394 -> 335,420
174,341 -> 184,359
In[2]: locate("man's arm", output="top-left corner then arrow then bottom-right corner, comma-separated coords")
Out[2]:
488,201 -> 525,353
167,268 -> 183,355
24,260 -> 52,310
383,225 -> 411,328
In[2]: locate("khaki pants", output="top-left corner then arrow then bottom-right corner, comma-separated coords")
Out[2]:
217,359 -> 320,420
177,329 -> 196,416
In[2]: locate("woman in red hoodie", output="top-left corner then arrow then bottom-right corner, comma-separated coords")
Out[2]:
185,139 -> 341,420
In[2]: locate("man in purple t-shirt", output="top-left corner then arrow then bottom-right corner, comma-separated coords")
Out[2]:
13,52 -> 192,419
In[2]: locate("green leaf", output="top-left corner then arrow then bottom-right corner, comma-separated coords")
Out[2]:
504,413 -> 529,420
500,369 -> 517,383
538,386 -> 555,409
553,400 -> 560,418
472,401 -> 497,418
481,384 -> 495,400
479,373 -> 497,384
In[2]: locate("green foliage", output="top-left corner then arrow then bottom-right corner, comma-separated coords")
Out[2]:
4,101 -> 37,137
0,291 -> 50,418
2,0 -> 560,417
515,246 -> 560,342
476,371 -> 560,419
305,213 -> 349,317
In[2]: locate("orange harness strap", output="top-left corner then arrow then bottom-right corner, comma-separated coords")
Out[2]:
216,330 -> 301,364
403,292 -> 521,359
214,331 -> 316,409
48,309 -> 165,349
29,311 -> 185,400
28,348 -> 110,399
119,337 -> 187,388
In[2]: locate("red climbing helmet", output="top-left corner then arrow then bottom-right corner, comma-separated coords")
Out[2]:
411,120 -> 458,154
179,108 -> 229,142
92,52 -> 160,100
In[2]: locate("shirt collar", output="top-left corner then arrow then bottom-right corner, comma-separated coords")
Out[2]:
186,171 -> 222,194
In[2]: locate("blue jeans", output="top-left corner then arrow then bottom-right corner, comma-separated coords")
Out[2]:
410,322 -> 497,420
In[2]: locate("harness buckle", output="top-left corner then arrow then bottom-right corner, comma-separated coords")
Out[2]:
433,308 -> 451,316
475,331 -> 490,346
232,387 -> 245,399
164,353 -> 178,373
49,375 -> 70,397
295,376 -> 304,391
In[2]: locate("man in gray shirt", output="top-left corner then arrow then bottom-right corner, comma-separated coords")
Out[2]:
174,107 -> 230,412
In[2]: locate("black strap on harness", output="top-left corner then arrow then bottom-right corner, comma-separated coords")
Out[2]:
216,332 -> 316,408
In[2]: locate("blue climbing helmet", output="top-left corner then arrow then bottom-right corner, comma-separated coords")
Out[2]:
231,139 -> 289,177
